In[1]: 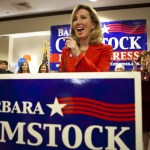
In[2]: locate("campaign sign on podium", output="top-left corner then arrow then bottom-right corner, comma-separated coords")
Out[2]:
0,73 -> 142,150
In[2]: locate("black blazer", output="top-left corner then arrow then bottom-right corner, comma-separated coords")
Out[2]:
0,68 -> 7,74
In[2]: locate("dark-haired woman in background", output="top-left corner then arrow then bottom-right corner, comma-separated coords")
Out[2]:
38,63 -> 49,73
18,61 -> 30,73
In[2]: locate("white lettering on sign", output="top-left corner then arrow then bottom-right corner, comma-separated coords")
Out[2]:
58,29 -> 70,37
0,121 -> 130,149
103,36 -> 142,50
55,28 -> 71,52
112,51 -> 140,61
0,101 -> 44,115
55,37 -> 65,52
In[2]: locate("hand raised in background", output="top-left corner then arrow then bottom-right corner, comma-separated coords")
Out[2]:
132,58 -> 137,71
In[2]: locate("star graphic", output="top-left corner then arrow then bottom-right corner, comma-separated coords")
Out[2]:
46,97 -> 67,116
102,24 -> 110,34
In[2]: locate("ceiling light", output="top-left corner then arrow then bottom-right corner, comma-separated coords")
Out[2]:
89,0 -> 98,2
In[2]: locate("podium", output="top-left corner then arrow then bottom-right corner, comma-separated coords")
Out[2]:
0,72 -> 142,150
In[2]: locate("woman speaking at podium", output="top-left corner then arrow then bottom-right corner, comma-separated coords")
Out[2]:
59,4 -> 113,72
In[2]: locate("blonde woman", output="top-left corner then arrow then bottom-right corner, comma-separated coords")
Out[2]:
59,4 -> 113,72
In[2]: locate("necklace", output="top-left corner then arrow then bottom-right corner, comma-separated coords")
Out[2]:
80,47 -> 88,53
80,49 -> 86,53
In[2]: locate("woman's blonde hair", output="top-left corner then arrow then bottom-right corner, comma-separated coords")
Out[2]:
137,51 -> 148,64
70,4 -> 103,45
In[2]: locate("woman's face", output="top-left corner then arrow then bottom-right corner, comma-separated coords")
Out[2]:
140,57 -> 147,67
145,54 -> 150,62
40,65 -> 47,73
72,8 -> 94,41
21,62 -> 28,71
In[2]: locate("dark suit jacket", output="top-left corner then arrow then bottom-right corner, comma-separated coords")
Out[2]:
0,68 -> 7,74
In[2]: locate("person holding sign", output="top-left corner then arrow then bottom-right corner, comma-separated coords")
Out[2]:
59,4 -> 113,72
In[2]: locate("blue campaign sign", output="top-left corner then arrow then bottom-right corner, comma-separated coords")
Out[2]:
50,25 -> 70,71
0,73 -> 142,150
50,20 -> 147,71
101,19 -> 147,71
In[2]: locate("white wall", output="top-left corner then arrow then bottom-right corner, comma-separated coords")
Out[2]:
13,35 -> 50,73
0,36 -> 9,60
0,7 -> 150,73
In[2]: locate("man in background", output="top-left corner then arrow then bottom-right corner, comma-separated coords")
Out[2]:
114,63 -> 125,72
0,60 -> 13,73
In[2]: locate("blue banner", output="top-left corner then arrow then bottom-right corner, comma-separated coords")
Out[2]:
0,73 -> 142,150
50,25 -> 70,70
50,20 -> 147,71
101,19 -> 147,70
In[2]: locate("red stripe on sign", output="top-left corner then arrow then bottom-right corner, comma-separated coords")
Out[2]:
107,24 -> 146,34
63,110 -> 135,122
59,97 -> 134,108
50,54 -> 61,63
59,97 -> 135,122
62,101 -> 134,113
65,105 -> 135,117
